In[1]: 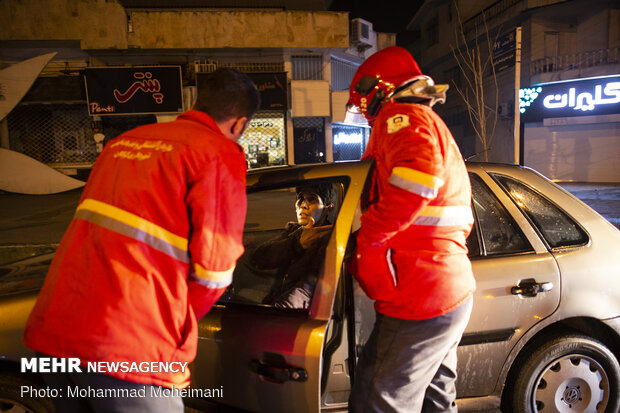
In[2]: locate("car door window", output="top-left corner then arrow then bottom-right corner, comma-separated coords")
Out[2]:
219,181 -> 342,311
469,173 -> 532,256
492,174 -> 589,249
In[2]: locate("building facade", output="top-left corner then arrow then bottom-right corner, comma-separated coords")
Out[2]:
408,0 -> 619,182
1,0 -> 387,181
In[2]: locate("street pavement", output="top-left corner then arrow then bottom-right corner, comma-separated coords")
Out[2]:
559,182 -> 620,229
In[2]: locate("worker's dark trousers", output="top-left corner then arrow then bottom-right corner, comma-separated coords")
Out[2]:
349,296 -> 473,413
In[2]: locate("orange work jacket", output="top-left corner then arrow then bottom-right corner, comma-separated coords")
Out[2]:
353,101 -> 476,320
23,110 -> 247,388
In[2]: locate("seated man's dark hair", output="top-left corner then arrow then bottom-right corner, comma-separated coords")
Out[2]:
194,68 -> 261,122
296,183 -> 336,207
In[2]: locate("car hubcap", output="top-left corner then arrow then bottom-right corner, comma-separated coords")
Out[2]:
533,355 -> 609,412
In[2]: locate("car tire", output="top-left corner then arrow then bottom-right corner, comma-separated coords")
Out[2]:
510,334 -> 620,413
0,372 -> 55,413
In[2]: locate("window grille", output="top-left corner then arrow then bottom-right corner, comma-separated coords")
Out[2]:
292,55 -> 323,80
332,124 -> 369,161
293,117 -> 323,129
331,58 -> 358,91
194,60 -> 285,74
102,115 -> 157,144
7,103 -> 157,168
7,103 -> 95,166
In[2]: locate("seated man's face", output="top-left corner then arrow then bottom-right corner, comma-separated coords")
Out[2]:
296,190 -> 325,227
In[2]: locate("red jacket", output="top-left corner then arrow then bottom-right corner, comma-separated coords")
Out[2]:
23,110 -> 247,388
352,102 -> 475,320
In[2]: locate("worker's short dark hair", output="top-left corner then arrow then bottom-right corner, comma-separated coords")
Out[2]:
194,68 -> 260,122
296,183 -> 336,206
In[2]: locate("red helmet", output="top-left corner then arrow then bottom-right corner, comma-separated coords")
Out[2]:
348,46 -> 426,124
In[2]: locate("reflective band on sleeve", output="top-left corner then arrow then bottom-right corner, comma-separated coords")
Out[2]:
413,205 -> 474,227
189,263 -> 233,289
75,199 -> 189,263
388,167 -> 444,199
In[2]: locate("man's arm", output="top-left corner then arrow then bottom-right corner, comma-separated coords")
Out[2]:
186,152 -> 247,319
250,224 -> 298,270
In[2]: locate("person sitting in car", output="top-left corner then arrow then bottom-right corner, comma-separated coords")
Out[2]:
249,183 -> 335,310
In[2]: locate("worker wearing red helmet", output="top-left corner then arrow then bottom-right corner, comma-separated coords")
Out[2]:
347,46 -> 475,412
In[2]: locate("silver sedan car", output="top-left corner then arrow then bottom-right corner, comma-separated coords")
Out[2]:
1,161 -> 619,413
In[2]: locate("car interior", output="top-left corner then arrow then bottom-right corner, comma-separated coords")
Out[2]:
220,180 -> 345,309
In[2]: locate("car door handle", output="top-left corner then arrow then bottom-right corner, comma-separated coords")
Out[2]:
511,279 -> 553,297
249,357 -> 308,383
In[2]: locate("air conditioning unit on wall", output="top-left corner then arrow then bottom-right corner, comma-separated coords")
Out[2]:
498,101 -> 514,120
350,18 -> 373,50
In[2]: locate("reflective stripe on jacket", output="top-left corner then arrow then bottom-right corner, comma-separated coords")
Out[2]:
356,102 -> 475,320
23,110 -> 247,388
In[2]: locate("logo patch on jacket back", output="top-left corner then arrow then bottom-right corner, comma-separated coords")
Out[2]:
386,114 -> 410,134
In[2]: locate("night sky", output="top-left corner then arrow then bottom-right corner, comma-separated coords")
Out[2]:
328,0 -> 424,45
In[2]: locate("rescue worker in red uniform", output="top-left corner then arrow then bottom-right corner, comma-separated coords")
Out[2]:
347,47 -> 476,412
23,68 -> 260,413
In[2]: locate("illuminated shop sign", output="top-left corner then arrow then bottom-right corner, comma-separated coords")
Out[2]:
84,66 -> 183,116
519,75 -> 620,122
333,131 -> 363,145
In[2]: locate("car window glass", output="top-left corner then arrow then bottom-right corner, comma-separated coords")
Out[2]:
492,174 -> 588,249
219,181 -> 342,311
470,173 -> 532,256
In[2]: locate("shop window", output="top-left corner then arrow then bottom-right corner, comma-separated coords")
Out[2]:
332,124 -> 369,161
240,111 -> 287,169
8,103 -> 94,166
293,117 -> 326,164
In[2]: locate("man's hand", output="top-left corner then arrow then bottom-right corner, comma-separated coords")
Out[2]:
300,225 -> 332,249
303,216 -> 316,229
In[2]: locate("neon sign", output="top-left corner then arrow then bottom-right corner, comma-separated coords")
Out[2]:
334,131 -> 363,145
520,75 -> 620,122
542,83 -> 620,111
113,72 -> 164,104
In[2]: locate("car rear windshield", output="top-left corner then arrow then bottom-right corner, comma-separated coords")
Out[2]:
492,174 -> 589,249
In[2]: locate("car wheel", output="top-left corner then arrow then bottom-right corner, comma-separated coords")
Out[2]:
0,372 -> 54,413
511,334 -> 620,413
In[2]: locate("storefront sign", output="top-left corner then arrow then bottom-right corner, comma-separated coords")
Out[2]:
196,72 -> 288,111
84,66 -> 183,116
492,30 -> 516,74
520,75 -> 620,122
